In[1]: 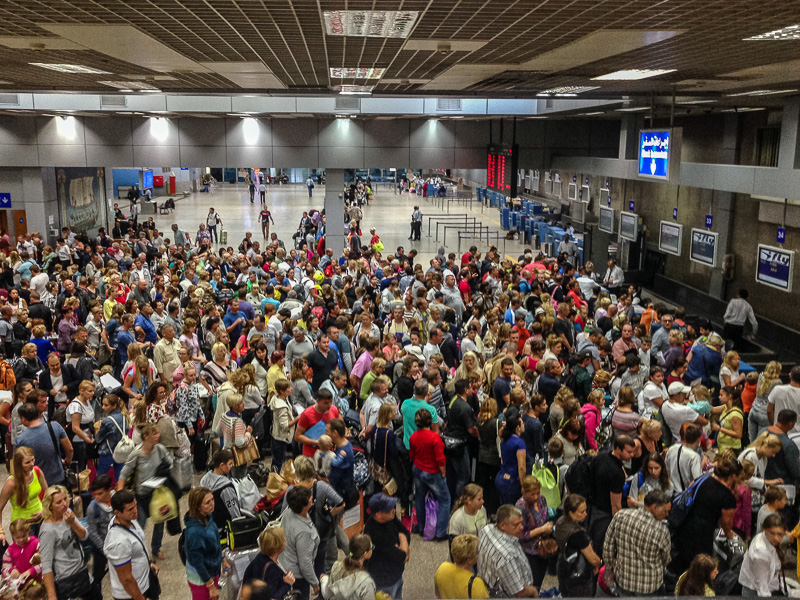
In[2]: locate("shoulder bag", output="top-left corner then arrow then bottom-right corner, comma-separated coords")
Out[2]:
115,524 -> 161,600
368,430 -> 398,495
53,528 -> 92,600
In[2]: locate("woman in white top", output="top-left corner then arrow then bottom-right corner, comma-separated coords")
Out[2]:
738,432 -> 784,511
448,484 -> 488,537
6,288 -> 26,323
637,366 -> 669,417
739,513 -> 786,596
720,350 -> 746,388
84,305 -> 104,353
67,380 -> 96,472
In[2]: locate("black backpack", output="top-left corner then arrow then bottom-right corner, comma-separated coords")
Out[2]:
564,452 -> 597,501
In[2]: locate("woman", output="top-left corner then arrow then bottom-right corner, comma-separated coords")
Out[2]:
269,380 -> 297,473
638,366 -> 669,417
674,450 -> 740,573
124,354 -> 153,404
360,357 -> 386,402
611,386 -> 641,437
371,403 -> 404,505
738,513 -> 786,596
40,485 -> 99,600
516,476 -> 555,589
661,330 -> 684,374
720,351 -> 746,389
12,342 -> 44,384
749,361 -> 782,440
676,553 -> 718,596
625,453 -> 671,508
201,342 -> 232,398
553,418 -> 585,467
475,398 -> 501,516
0,446 -> 47,541
410,407 -> 450,541
243,527 -> 295,600
542,334 -> 562,364
56,307 -> 78,354
219,392 -> 252,479
117,423 -> 172,559
448,483 -> 487,538
580,390 -> 604,451
266,350 -> 287,398
1,380 -> 31,450
281,486 -> 320,600
324,534 -> 376,600
739,432 -> 784,514
7,287 -> 26,320
713,386 -> 744,452
435,533 -> 489,599
631,418 -> 663,474
67,380 -> 96,472
250,343 -> 270,397
555,494 -> 602,598
184,486 -> 227,600
95,393 -> 128,482
290,358 -> 314,411
495,415 -> 527,506
667,357 -> 689,387
447,352 -> 482,393
181,318 -> 207,370
175,364 -> 205,437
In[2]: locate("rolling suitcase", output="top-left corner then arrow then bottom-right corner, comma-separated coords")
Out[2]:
219,229 -> 228,244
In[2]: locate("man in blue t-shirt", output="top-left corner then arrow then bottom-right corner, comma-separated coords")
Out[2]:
115,314 -> 136,378
400,379 -> 440,450
223,298 -> 246,341
134,304 -> 158,345
16,403 -> 72,487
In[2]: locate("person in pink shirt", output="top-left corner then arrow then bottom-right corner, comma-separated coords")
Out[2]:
2,519 -> 42,586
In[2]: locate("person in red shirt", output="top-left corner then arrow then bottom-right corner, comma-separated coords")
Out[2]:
409,408 -> 450,541
294,388 -> 340,457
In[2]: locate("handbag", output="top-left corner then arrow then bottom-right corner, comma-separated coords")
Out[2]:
226,515 -> 264,551
369,431 -> 398,495
232,438 -> 260,467
54,567 -> 93,599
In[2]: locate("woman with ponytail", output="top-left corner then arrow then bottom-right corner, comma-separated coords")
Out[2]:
322,534 -> 376,600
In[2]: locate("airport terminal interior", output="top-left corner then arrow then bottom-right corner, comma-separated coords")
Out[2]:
1,1 -> 800,599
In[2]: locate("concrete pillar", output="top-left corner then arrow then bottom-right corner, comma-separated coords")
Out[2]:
324,169 -> 345,256
23,168 -> 60,245
618,115 -> 638,160
778,97 -> 800,170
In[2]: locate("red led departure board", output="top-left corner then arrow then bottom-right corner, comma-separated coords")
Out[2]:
486,144 -> 518,197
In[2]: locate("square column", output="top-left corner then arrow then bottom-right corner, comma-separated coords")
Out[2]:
324,169 -> 345,256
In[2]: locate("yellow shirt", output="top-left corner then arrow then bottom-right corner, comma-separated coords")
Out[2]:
434,563 -> 489,599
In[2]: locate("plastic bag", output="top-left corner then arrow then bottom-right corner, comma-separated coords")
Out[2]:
423,493 -> 438,541
232,475 -> 261,513
170,456 -> 194,492
149,485 -> 178,524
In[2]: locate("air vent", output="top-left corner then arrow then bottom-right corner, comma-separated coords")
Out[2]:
437,98 -> 462,111
0,94 -> 19,106
335,97 -> 360,111
100,95 -> 126,107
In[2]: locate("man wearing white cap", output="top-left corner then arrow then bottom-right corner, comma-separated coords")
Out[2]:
661,381 -> 708,441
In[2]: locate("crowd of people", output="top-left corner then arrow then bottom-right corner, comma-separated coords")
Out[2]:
0,183 -> 795,600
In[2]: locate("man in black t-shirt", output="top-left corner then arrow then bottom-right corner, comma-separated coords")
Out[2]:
364,494 -> 410,599
445,379 -> 479,500
588,435 -> 636,556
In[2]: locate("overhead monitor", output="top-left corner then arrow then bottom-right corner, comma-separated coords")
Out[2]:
570,200 -> 587,224
567,182 -> 577,201
619,211 -> 639,241
581,184 -> 590,204
599,188 -> 610,206
552,178 -> 562,198
599,206 -> 615,234
486,144 -> 519,196
531,170 -> 540,192
690,228 -> 719,267
639,128 -> 682,181
141,169 -> 153,189
524,170 -> 532,191
658,221 -> 683,256
544,173 -> 553,195
756,244 -> 795,292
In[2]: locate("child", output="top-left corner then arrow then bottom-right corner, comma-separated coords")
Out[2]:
638,336 -> 652,372
314,434 -> 336,480
2,519 -> 41,591
757,485 -> 788,533
545,437 -> 568,507
86,475 -> 113,591
735,460 -> 755,539
742,371 -> 758,443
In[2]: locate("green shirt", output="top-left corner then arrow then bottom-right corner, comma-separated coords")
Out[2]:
401,397 -> 438,450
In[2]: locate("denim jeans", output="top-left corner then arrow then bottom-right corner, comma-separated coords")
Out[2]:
446,446 -> 470,503
136,496 -> 165,554
271,440 -> 289,473
97,454 -> 123,484
378,576 -> 404,600
749,409 -> 770,442
208,225 -> 218,243
412,466 -> 451,538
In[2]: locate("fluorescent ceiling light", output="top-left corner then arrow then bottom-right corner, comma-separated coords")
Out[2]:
720,107 -> 766,113
537,86 -> 599,96
330,67 -> 386,79
678,99 -> 716,104
580,112 -> 605,116
99,80 -> 159,90
339,85 -> 374,95
616,106 -> 650,112
29,63 -> 111,74
323,11 -> 418,38
744,25 -> 800,41
139,89 -> 162,93
593,69 -> 676,80
726,89 -> 798,97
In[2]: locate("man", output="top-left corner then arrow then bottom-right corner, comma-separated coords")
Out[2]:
306,332 -> 339,391
650,312 -> 674,360
423,327 -> 442,366
576,326 -> 603,375
572,349 -> 594,404
400,379 -> 440,450
441,272 -> 465,324
285,327 -> 315,369
557,233 -> 579,266
104,490 -> 158,600
306,175 -> 314,197
364,493 -> 409,600
28,290 -> 53,332
16,402 -> 73,487
360,378 -> 394,444
199,449 -> 243,536
612,324 -> 638,366
619,354 -> 645,397
665,423 -> 704,493
295,388 -> 341,457
446,379 -> 479,499
153,323 -> 182,390
768,366 -> 800,433
723,288 -> 758,350
171,223 -> 189,248
134,303 -> 158,347
55,279 -> 80,315
538,359 -> 563,405
129,256 -> 152,288
765,409 -> 800,485
602,258 -> 624,294
349,338 -> 379,391
384,307 -> 409,340
129,279 -> 152,309
206,207 -> 223,244
409,206 -> 422,241
588,435 -> 637,554
493,358 -> 516,413
223,298 -> 246,342
522,394 -> 547,461
477,504 -> 538,598
661,382 -> 708,441
603,490 -> 672,596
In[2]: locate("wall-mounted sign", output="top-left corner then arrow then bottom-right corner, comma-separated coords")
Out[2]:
757,244 -> 794,292
0,193 -> 10,209
690,228 -> 718,267
141,169 -> 153,189
628,200 -> 635,211
705,214 -> 713,228
777,228 -> 786,244
620,211 -> 639,242
639,129 -> 671,180
486,144 -> 518,195
673,207 -> 678,220
599,206 -> 615,234
659,221 -> 683,256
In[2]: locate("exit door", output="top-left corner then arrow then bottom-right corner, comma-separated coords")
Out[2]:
13,210 -> 27,237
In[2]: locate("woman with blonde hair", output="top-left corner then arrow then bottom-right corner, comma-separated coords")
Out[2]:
0,446 -> 47,541
739,432 -> 785,512
720,350 -> 746,389
435,534 -> 489,599
543,333 -> 563,364
448,483 -> 487,537
243,527 -> 295,599
447,351 -> 482,393
475,398 -> 501,516
324,534 -> 376,600
749,360 -> 782,439
123,354 -> 152,403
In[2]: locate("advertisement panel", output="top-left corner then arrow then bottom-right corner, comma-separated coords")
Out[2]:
690,228 -> 718,267
756,244 -> 794,292
57,167 -> 106,237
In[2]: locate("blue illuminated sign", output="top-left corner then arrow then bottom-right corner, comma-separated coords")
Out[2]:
639,130 -> 671,180
778,228 -> 786,244
142,170 -> 153,189
0,193 -> 10,209
757,244 -> 794,292
673,207 -> 678,220
705,214 -> 713,228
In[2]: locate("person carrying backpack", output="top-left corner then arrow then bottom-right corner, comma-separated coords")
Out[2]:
94,393 -> 131,483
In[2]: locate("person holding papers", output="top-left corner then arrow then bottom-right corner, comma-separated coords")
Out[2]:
295,388 -> 341,457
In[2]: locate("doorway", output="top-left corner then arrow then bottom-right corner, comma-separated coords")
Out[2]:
12,210 -> 26,237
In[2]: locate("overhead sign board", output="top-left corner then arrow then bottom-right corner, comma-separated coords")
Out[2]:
486,144 -> 518,196
659,221 -> 683,256
690,228 -> 718,267
638,128 -> 682,181
0,193 -> 10,209
141,169 -> 153,189
757,244 -> 794,292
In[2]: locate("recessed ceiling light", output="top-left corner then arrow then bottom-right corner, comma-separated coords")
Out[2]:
140,89 -> 162,93
30,63 -> 110,74
726,89 -> 798,97
580,112 -> 605,116
678,99 -> 716,104
616,106 -> 650,112
323,11 -> 418,38
99,80 -> 159,90
744,25 -> 800,41
593,69 -> 676,80
720,107 -> 767,113
339,85 -> 374,95
537,86 -> 600,96
117,111 -> 133,115
330,67 -> 386,79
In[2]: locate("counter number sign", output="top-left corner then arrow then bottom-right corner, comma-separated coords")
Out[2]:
705,214 -> 713,228
673,207 -> 678,220
778,228 -> 786,244
628,200 -> 635,211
